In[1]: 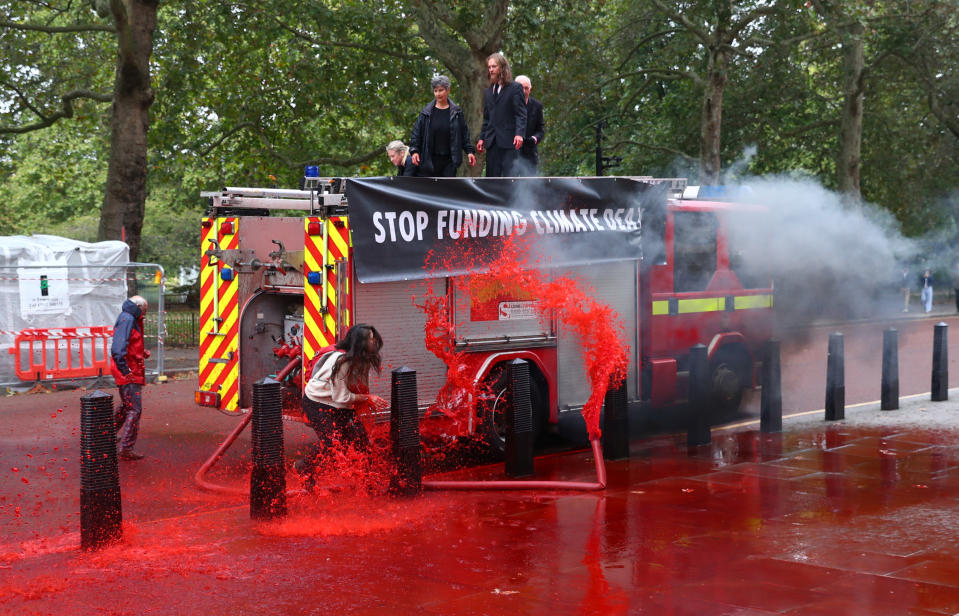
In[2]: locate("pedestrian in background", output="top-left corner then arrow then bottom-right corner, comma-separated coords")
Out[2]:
920,268 -> 934,313
110,295 -> 150,461
386,140 -> 417,176
514,75 -> 545,176
410,75 -> 476,177
900,265 -> 912,312
953,261 -> 959,312
476,53 -> 527,177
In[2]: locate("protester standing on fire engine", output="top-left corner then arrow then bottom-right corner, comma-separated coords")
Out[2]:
110,295 -> 150,461
514,75 -> 544,175
476,53 -> 527,177
296,324 -> 388,487
409,75 -> 476,177
920,268 -> 934,313
386,140 -> 417,176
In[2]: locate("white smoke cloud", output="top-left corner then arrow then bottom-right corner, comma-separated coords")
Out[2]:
723,174 -> 916,326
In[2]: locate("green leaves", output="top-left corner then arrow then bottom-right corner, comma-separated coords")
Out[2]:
1,0 -> 957,274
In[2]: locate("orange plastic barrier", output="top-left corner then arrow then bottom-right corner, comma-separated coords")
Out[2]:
7,327 -> 114,381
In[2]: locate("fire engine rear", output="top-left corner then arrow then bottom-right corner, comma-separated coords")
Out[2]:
196,176 -> 773,453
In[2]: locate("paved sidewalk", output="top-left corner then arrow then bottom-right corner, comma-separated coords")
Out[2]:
2,375 -> 959,614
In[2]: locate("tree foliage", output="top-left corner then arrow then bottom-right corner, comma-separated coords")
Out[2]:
1,0 -> 957,280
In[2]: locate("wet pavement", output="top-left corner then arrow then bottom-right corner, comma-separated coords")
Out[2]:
3,369 -> 959,615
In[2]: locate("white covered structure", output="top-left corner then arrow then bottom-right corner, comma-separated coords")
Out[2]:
0,235 -> 130,385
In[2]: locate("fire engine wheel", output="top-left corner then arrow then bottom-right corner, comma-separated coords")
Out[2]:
709,349 -> 748,412
479,364 -> 548,458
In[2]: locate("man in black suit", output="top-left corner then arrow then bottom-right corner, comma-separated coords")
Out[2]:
515,75 -> 545,176
476,52 -> 527,177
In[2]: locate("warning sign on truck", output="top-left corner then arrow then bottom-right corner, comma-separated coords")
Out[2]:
497,301 -> 538,321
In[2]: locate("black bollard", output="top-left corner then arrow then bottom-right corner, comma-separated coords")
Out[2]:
505,359 -> 535,477
389,366 -> 422,496
881,328 -> 899,410
250,378 -> 286,520
601,378 -> 629,460
80,390 -> 122,550
932,322 -> 949,401
825,332 -> 845,421
760,340 -> 782,433
687,344 -> 711,447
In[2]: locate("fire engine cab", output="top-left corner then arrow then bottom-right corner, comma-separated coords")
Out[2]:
196,176 -> 772,452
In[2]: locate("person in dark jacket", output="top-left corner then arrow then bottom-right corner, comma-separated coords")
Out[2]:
386,140 -> 417,176
476,52 -> 527,177
410,75 -> 476,177
110,295 -> 150,460
514,75 -> 545,176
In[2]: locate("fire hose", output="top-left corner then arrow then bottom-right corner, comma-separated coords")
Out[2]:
422,438 -> 607,491
194,355 -> 302,495
197,353 -> 608,494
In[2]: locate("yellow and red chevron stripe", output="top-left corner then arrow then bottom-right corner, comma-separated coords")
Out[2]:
198,217 -> 240,411
303,217 -> 351,361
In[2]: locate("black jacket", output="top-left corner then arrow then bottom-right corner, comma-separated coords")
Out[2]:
395,153 -> 417,177
480,81 -> 527,150
520,96 -> 545,165
410,100 -> 475,176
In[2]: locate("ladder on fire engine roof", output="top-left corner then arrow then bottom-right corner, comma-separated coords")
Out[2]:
200,176 -> 688,212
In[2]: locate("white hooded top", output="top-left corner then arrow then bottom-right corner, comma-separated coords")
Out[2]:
303,351 -> 370,409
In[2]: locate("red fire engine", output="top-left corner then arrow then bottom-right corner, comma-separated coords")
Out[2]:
195,177 -> 773,452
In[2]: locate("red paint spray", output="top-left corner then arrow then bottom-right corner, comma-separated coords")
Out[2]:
420,234 -> 629,441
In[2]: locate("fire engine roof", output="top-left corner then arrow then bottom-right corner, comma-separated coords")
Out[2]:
669,198 -> 768,213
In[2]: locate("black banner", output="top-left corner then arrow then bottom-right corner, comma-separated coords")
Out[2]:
346,177 -> 665,283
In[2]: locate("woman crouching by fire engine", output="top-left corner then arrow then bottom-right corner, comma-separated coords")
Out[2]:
295,324 -> 389,489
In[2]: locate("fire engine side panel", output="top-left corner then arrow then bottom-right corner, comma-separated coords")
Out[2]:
555,260 -> 639,409
451,279 -> 552,342
198,217 -> 240,411
352,280 -> 448,404
303,216 -> 350,360
239,217 -> 305,264
236,217 -> 305,409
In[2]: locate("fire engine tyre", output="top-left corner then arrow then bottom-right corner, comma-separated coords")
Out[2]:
479,364 -> 548,459
709,348 -> 749,413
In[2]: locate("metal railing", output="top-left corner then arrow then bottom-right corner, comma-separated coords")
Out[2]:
0,262 -> 167,386
146,311 -> 197,348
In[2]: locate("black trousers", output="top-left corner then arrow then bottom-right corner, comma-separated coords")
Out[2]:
515,152 -> 538,176
429,154 -> 457,177
298,398 -> 369,477
485,147 -> 518,177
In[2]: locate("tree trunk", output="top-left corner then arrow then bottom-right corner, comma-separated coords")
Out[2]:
457,56 -> 490,178
96,0 -> 158,262
699,47 -> 727,186
410,0 -> 508,177
837,20 -> 865,203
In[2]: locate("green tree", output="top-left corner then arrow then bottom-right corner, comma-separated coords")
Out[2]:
0,0 -> 158,261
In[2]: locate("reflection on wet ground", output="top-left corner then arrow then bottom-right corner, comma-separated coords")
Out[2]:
4,392 -> 959,615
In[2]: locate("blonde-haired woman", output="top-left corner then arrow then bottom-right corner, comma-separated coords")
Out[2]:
386,140 -> 417,176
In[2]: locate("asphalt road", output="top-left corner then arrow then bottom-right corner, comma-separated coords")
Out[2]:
744,311 -> 959,418
550,305 -> 959,446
